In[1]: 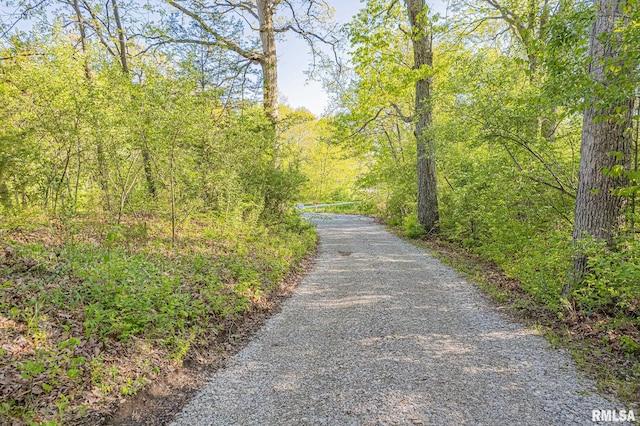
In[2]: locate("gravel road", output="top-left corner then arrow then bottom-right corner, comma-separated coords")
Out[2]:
171,214 -> 620,425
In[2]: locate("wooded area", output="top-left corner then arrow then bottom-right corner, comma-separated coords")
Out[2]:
0,0 -> 639,423
332,0 -> 639,406
339,0 -> 638,314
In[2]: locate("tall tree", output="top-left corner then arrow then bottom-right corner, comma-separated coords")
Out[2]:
572,0 -> 635,281
405,0 -> 438,232
163,0 -> 337,125
69,0 -> 115,211
111,0 -> 129,74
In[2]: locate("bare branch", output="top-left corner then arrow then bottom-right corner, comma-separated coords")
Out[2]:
166,0 -> 265,62
390,102 -> 414,123
0,0 -> 48,38
213,0 -> 259,20
0,51 -> 44,61
349,107 -> 385,139
279,0 -> 341,66
143,36 -> 262,62
79,0 -> 118,58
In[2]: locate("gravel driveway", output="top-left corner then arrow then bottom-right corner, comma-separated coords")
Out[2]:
171,214 -> 619,425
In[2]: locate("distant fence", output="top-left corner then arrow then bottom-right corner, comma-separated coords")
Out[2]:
295,202 -> 358,211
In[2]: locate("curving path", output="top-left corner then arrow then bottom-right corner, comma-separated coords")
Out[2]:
171,214 -> 618,425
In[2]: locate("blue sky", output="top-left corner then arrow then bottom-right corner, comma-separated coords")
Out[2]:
277,0 -> 448,116
276,0 -> 364,116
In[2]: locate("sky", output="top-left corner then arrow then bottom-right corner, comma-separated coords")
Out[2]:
276,0 -> 364,116
277,0 -> 449,117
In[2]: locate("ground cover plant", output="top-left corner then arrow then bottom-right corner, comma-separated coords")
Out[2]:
3,0 -> 640,422
0,213 -> 315,424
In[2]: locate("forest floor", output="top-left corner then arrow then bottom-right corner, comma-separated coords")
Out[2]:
0,213 -> 316,425
103,257 -> 314,426
168,213 -> 624,425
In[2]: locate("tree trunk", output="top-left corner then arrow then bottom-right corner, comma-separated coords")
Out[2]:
0,180 -> 11,210
141,141 -> 156,197
257,0 -> 278,125
405,0 -> 439,232
111,0 -> 129,74
166,0 -> 284,126
572,0 -> 633,282
72,0 -> 92,80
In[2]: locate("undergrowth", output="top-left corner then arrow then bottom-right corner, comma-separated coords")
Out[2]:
0,212 -> 316,425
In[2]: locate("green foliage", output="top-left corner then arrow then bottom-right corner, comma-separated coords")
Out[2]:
0,21 -> 317,424
0,31 -> 305,226
2,0 -> 640,418
508,230 -> 573,309
0,214 -> 316,423
256,165 -> 308,218
64,244 -> 199,341
339,0 -> 602,317
402,212 -> 426,238
574,238 -> 640,316
291,115 -> 361,204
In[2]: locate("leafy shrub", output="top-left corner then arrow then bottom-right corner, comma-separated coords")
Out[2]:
260,166 -> 308,217
506,229 -> 573,309
574,237 -> 640,316
0,212 -> 317,424
63,244 -> 203,342
402,211 -> 426,238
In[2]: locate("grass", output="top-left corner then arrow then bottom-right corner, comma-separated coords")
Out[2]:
0,212 -> 316,425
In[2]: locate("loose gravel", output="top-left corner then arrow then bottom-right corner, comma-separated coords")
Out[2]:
171,214 -> 621,425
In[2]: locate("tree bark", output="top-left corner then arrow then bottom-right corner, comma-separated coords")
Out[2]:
405,0 -> 439,232
166,0 -> 279,125
141,143 -> 156,197
0,180 -> 11,210
572,0 -> 633,281
257,0 -> 279,125
72,0 -> 92,80
111,0 -> 129,74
